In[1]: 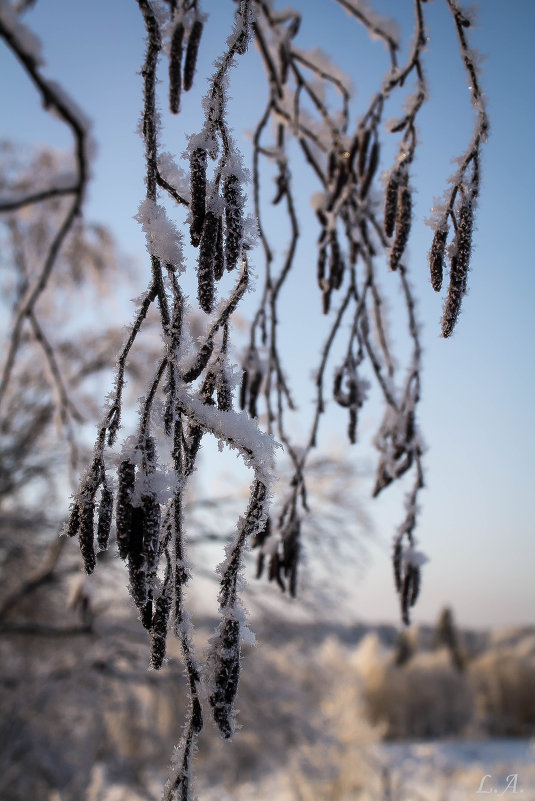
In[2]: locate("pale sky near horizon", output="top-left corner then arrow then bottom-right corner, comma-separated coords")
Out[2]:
1,0 -> 534,630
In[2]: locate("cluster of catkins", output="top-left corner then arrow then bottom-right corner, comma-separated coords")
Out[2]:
251,512 -> 300,598
169,15 -> 203,114
189,147 -> 245,313
316,127 -> 381,314
383,162 -> 412,271
333,355 -> 370,445
430,176 -> 478,338
66,438 -> 173,670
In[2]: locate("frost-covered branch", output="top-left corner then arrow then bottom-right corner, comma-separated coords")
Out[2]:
428,0 -> 489,336
243,0 -> 430,618
2,1 -> 490,798
66,3 -> 274,799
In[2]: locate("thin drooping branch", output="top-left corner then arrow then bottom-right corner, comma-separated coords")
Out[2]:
243,0 -> 431,615
66,3 -> 274,799
2,2 -> 489,799
0,6 -> 90,468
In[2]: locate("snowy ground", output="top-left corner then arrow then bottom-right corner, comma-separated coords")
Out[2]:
379,738 -> 535,801
197,738 -> 535,801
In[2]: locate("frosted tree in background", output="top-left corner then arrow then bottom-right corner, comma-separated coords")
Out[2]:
0,0 -> 488,798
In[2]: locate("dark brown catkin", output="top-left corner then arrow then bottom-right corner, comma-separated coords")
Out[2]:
169,22 -> 184,114
239,368 -> 248,410
408,563 -> 420,606
357,128 -> 371,178
279,41 -> 289,85
182,340 -> 214,383
217,371 -> 232,412
322,287 -> 332,315
348,406 -> 357,445
441,200 -> 473,337
96,485 -> 113,552
190,147 -> 207,247
455,201 -> 473,294
328,231 -> 343,290
142,493 -> 160,578
247,369 -> 263,418
223,174 -> 243,271
401,564 -> 420,625
116,459 -> 135,560
214,214 -> 225,280
79,501 -> 96,574
384,171 -> 401,238
209,618 -> 241,739
393,539 -> 403,593
141,599 -> 153,631
128,505 -> 147,610
333,367 -> 345,405
67,503 -> 81,538
401,570 -> 412,625
429,225 -> 448,292
317,244 -> 327,289
359,140 -> 379,199
198,210 -> 217,313
150,592 -> 172,669
389,184 -> 412,271
184,19 -> 203,92
269,550 -> 286,592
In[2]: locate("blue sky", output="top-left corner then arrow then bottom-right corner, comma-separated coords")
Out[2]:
1,0 -> 534,628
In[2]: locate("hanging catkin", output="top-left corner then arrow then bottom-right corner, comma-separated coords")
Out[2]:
184,20 -> 203,92
223,174 -> 243,271
197,210 -> 218,313
189,147 -> 207,246
429,225 -> 448,292
169,21 -> 184,113
116,459 -> 135,560
390,181 -> 412,271
79,501 -> 96,574
96,484 -> 113,552
442,199 -> 473,337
